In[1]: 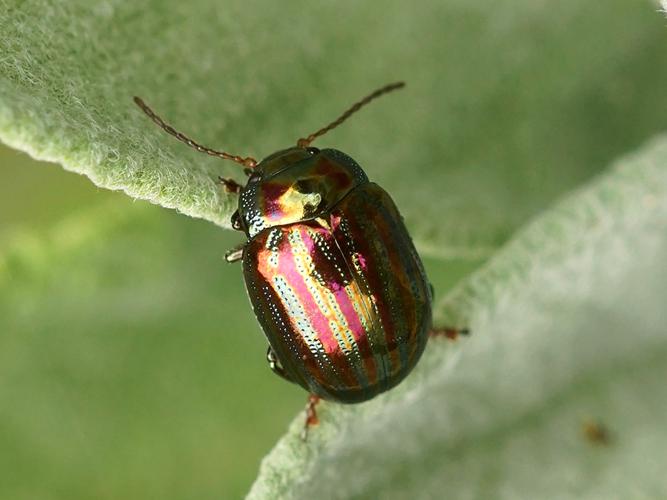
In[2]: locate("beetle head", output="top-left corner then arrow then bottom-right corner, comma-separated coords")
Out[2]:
237,147 -> 367,237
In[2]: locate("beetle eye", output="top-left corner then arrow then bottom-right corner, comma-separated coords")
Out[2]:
294,179 -> 310,193
306,147 -> 320,155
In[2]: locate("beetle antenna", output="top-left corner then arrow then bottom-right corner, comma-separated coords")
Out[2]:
296,81 -> 405,148
133,96 -> 258,168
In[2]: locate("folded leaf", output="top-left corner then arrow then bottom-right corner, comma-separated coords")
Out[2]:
248,135 -> 667,499
1,1 -> 667,259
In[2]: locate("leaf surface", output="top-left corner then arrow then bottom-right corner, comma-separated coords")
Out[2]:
248,135 -> 667,499
1,1 -> 666,258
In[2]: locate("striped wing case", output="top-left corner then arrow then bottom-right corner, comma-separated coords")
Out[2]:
242,182 -> 432,403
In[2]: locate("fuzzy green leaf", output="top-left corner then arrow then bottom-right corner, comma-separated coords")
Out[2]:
2,1 -> 667,258
248,136 -> 667,499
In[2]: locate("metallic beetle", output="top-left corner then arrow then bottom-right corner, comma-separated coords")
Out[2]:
238,146 -> 431,403
134,83 -> 446,409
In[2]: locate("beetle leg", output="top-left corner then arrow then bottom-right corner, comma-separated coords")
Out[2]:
224,243 -> 245,263
266,347 -> 296,383
300,394 -> 321,441
218,176 -> 242,194
230,210 -> 244,232
430,327 -> 471,341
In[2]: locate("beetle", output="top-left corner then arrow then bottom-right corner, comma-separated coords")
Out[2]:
134,83 -> 468,434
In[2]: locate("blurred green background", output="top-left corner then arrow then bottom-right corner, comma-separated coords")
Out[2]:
0,144 -> 307,498
0,146 -> 109,243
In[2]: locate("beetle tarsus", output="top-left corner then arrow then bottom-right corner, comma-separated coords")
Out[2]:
431,327 -> 470,341
224,245 -> 244,263
300,394 -> 321,441
218,176 -> 242,194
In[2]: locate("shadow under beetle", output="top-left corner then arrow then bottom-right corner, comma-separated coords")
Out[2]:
134,83 -> 468,436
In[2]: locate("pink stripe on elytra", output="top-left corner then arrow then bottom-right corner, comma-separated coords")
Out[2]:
298,227 -> 367,353
331,285 -> 366,345
276,230 -> 340,355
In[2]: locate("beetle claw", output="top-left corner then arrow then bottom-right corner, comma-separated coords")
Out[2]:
300,394 -> 321,441
430,327 -> 470,341
224,244 -> 244,263
218,176 -> 242,194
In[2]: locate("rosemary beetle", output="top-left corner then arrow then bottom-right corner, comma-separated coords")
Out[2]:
134,82 -> 467,435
